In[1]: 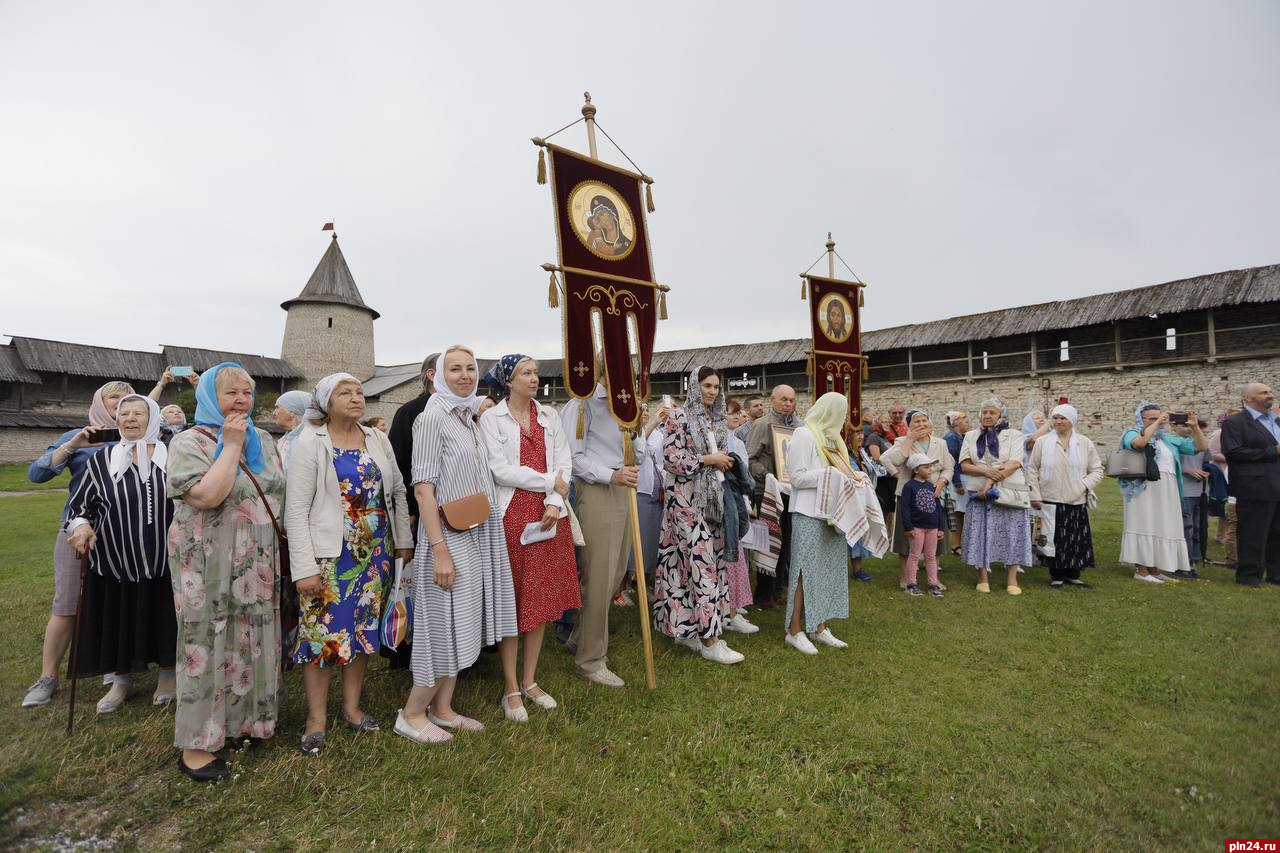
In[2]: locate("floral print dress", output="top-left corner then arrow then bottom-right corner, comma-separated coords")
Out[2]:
166,428 -> 285,752
292,448 -> 391,666
651,410 -> 732,640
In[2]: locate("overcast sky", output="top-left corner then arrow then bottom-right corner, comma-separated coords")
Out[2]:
3,2 -> 1278,367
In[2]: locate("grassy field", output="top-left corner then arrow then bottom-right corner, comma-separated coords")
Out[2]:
0,461 -> 68,492
1,479 -> 1276,851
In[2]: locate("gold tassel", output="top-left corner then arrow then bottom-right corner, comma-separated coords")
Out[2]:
537,147 -> 546,185
548,271 -> 559,308
659,290 -> 668,320
576,403 -> 586,439
806,355 -> 813,378
801,278 -> 808,300
644,178 -> 655,213
862,358 -> 869,380
859,288 -> 864,308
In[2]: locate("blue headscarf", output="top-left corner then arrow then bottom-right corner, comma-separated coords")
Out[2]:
195,362 -> 266,474
1135,401 -> 1164,440
484,353 -> 531,399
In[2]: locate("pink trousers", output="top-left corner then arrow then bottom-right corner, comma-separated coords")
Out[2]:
904,528 -> 942,586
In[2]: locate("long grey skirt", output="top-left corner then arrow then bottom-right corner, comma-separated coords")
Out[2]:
787,513 -> 849,633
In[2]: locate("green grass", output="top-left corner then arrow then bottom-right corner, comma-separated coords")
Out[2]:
1,481 -> 1276,851
0,462 -> 67,492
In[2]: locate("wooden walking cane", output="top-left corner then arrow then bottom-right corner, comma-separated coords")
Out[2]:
623,433 -> 658,690
66,553 -> 88,735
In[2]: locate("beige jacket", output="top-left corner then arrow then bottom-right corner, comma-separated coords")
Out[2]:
1025,431 -> 1104,505
881,435 -> 954,496
284,423 -> 411,581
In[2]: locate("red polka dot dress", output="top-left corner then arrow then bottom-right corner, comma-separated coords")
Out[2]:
501,406 -> 580,633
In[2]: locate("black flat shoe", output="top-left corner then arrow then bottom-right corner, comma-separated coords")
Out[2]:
178,755 -> 229,783
1065,579 -> 1092,588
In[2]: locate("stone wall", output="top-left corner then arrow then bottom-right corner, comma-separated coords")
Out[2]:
0,427 -> 68,466
859,355 -> 1275,447
280,303 -> 375,389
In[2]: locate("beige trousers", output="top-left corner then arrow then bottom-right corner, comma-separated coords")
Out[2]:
570,481 -> 633,675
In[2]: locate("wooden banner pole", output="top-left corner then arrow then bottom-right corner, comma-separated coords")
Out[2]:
826,231 -> 836,279
623,437 -> 658,689
582,92 -> 599,160
66,553 -> 88,735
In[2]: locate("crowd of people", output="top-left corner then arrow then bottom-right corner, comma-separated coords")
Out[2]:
18,354 -> 1280,783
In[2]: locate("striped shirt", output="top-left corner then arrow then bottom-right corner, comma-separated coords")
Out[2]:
65,447 -> 174,582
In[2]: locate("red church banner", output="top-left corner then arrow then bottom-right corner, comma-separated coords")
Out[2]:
544,143 -> 662,428
804,274 -> 866,424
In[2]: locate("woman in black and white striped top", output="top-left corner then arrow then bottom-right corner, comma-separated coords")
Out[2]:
65,394 -> 177,713
394,345 -> 518,745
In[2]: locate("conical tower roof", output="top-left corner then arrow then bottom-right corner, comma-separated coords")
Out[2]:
281,235 -> 379,319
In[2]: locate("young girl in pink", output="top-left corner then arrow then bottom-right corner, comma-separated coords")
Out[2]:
900,453 -> 945,597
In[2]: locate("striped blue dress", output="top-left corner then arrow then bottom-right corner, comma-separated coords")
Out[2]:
409,402 -> 517,688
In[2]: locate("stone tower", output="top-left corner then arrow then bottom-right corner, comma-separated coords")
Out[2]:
280,234 -> 378,389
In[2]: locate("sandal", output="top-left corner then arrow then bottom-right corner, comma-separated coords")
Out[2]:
340,712 -> 381,732
500,692 -> 528,723
521,683 -> 557,710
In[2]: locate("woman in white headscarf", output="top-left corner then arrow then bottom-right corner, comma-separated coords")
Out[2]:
64,394 -> 177,713
396,346 -> 518,744
284,373 -> 412,754
274,389 -> 312,471
1026,404 -> 1105,588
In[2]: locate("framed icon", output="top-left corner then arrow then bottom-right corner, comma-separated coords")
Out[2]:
771,424 -> 796,484
817,292 -> 854,344
566,180 -> 636,261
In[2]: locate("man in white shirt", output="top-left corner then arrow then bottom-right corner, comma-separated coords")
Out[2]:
560,384 -> 650,687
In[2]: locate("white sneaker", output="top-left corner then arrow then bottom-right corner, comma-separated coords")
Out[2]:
808,628 -> 848,649
1134,572 -> 1164,584
674,637 -> 701,652
726,614 -> 760,634
700,640 -> 745,665
785,631 -> 819,655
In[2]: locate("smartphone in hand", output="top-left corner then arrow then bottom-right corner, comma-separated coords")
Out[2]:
1167,412 -> 1189,425
88,428 -> 121,444
171,366 -> 194,377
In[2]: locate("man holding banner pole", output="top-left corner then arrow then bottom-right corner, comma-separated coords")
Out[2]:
561,387 -> 649,687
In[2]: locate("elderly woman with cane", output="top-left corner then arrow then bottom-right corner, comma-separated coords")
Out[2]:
286,373 -> 412,753
22,381 -> 135,709
1026,404 -> 1104,588
166,362 -> 286,782
64,394 -> 177,713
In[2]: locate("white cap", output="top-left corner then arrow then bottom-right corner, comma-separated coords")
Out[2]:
906,452 -> 934,472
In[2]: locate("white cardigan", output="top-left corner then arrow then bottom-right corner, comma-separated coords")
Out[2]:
958,427 -> 1028,492
785,427 -> 827,518
284,423 -> 411,582
478,400 -> 571,514
1026,431 -> 1104,505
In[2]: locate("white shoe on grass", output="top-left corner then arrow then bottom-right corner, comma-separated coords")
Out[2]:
726,614 -> 760,634
1134,572 -> 1164,584
700,640 -> 745,665
808,628 -> 848,649
785,631 -> 818,655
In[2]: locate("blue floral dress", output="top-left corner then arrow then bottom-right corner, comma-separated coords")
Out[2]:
293,448 -> 391,666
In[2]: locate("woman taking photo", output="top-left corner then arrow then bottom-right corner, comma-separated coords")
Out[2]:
1026,404 -> 1104,588
166,362 -> 286,782
784,392 -> 856,655
22,381 -> 135,709
958,398 -> 1032,595
285,373 -> 412,753
396,346 -> 517,744
652,367 -> 744,665
64,394 -> 177,712
480,355 -> 579,720
1119,402 -> 1205,583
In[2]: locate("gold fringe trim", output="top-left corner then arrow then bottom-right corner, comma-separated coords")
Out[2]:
644,177 -> 655,213
548,270 -> 559,308
806,354 -> 813,378
862,358 -> 869,380
659,290 -> 668,320
801,278 -> 808,300
576,403 -> 586,439
859,288 -> 864,308
537,147 -> 547,185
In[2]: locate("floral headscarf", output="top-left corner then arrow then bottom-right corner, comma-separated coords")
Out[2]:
484,353 -> 531,399
680,366 -> 730,520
